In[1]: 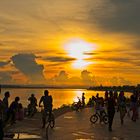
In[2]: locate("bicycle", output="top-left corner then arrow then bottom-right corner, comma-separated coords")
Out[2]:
40,106 -> 55,139
40,106 -> 55,128
45,111 -> 55,140
90,109 -> 108,124
27,104 -> 37,117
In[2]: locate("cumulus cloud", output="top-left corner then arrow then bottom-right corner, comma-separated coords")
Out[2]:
53,70 -> 68,82
81,70 -> 93,86
11,53 -> 45,83
110,76 -> 132,86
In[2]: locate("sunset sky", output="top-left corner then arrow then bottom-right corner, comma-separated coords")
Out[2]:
0,0 -> 140,86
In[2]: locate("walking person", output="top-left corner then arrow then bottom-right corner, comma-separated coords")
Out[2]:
82,92 -> 85,107
130,92 -> 138,122
6,97 -> 20,125
107,91 -> 115,131
28,94 -> 37,117
39,90 -> 53,128
117,91 -> 127,125
0,99 -> 4,140
2,91 -> 10,122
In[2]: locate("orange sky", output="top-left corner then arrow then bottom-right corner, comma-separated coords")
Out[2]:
0,0 -> 140,86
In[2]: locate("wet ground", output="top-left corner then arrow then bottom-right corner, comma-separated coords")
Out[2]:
5,108 -> 140,140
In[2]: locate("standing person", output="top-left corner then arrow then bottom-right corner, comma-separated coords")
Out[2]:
82,92 -> 85,107
114,91 -> 118,104
130,92 -> 138,122
0,85 -> 1,94
118,91 -> 126,125
0,99 -> 4,140
3,91 -> 10,121
39,90 -> 53,128
28,94 -> 37,117
0,99 -> 3,120
6,97 -> 20,125
105,91 -> 109,101
0,119 -> 4,140
107,91 -> 115,131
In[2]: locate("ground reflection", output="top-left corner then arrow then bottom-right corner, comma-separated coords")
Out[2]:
13,133 -> 41,139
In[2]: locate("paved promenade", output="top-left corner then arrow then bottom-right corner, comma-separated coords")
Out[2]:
6,108 -> 140,140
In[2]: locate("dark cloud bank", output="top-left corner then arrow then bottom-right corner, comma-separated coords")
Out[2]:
89,0 -> 140,34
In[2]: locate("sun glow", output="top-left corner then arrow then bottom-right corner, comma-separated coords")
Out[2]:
64,39 -> 93,59
72,60 -> 93,69
64,38 -> 96,69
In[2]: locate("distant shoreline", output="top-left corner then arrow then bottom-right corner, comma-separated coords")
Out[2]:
1,84 -> 140,93
0,84 -> 87,90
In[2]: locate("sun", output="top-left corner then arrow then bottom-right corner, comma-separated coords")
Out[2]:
64,38 -> 96,69
64,39 -> 93,59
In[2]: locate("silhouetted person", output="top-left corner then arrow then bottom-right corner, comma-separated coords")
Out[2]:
105,91 -> 109,101
28,94 -> 37,117
0,85 -> 1,94
130,92 -> 138,121
117,91 -> 126,125
82,93 -> 85,107
0,99 -> 4,140
6,97 -> 20,125
114,91 -> 118,100
96,93 -> 99,100
0,119 -> 4,140
0,99 -> 3,119
107,91 -> 115,131
3,91 -> 10,121
39,90 -> 53,128
28,94 -> 37,106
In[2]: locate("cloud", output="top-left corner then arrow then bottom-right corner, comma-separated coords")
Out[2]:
11,53 -> 45,83
89,0 -> 140,34
110,77 -> 132,86
81,70 -> 93,86
44,56 -> 76,62
53,70 -> 68,82
0,61 -> 10,67
48,70 -> 93,86
83,52 -> 98,55
0,72 -> 12,84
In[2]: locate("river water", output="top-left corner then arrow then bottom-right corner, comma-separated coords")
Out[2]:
0,88 -> 132,108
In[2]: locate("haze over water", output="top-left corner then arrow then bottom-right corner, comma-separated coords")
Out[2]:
0,88 -> 132,109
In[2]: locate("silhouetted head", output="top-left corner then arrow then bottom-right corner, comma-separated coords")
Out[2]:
4,91 -> 10,98
120,91 -> 124,96
82,92 -> 85,95
44,90 -> 49,96
105,91 -> 108,94
109,91 -> 113,97
15,96 -> 20,102
31,94 -> 34,97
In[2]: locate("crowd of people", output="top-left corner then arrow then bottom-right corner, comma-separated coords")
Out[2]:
0,89 -> 53,139
86,90 -> 140,131
0,89 -> 140,139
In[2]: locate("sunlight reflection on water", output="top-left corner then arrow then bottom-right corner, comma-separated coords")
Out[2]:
0,88 -> 132,108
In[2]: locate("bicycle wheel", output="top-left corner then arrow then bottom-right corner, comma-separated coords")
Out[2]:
103,115 -> 108,124
90,114 -> 98,123
49,114 -> 55,128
